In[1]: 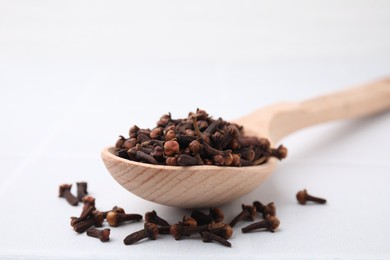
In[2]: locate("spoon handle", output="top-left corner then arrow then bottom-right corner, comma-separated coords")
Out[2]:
272,78 -> 390,142
240,78 -> 390,143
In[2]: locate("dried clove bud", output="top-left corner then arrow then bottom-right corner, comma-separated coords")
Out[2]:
115,135 -> 126,149
106,211 -> 142,227
150,127 -> 163,139
101,206 -> 125,219
204,117 -> 222,134
76,182 -> 88,202
177,154 -> 199,166
59,184 -> 78,206
165,129 -> 176,141
129,125 -> 140,138
296,189 -> 326,205
191,208 -> 224,225
82,196 -> 95,211
197,120 -> 209,131
182,215 -> 198,227
184,129 -> 195,136
269,145 -> 288,160
73,211 -> 104,233
213,154 -> 225,166
145,210 -> 170,226
123,138 -> 137,149
70,203 -> 96,227
201,231 -> 231,247
253,201 -> 276,218
229,204 -> 257,227
164,140 -> 180,156
150,146 -> 164,161
123,223 -> 159,245
157,113 -> 171,127
240,147 -> 255,161
241,216 -> 280,233
135,150 -> 158,165
166,156 -> 178,166
188,140 -> 202,154
116,149 -> 130,159
231,154 -> 241,166
170,222 -> 228,240
86,228 -> 111,242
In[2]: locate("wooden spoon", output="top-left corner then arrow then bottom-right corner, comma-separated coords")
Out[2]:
101,79 -> 390,208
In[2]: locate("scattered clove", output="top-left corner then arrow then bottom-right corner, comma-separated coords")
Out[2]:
59,184 -> 79,206
191,208 -> 224,225
241,216 -> 280,233
211,223 -> 233,240
60,182 -> 309,248
82,196 -> 96,209
145,210 -> 170,226
73,211 -> 104,233
70,204 -> 95,227
201,231 -> 231,247
76,182 -> 88,202
123,223 -> 159,245
253,201 -> 276,218
182,215 -> 198,227
170,222 -> 232,240
296,189 -> 327,205
101,206 -> 125,219
229,204 -> 257,227
106,211 -> 142,227
86,228 -> 111,242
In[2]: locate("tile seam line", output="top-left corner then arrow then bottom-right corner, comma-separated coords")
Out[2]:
281,161 -> 390,167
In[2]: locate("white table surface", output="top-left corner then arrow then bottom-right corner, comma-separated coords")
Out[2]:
1,1 -> 390,259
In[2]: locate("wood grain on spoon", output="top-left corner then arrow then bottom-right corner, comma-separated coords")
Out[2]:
102,78 -> 390,208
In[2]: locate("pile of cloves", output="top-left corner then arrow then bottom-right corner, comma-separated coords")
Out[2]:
59,182 -> 283,247
123,200 -> 281,248
115,109 -> 287,166
59,182 -> 143,242
60,182 -> 327,247
124,209 -> 234,247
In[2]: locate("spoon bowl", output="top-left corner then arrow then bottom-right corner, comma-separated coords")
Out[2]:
101,79 -> 390,208
101,147 -> 277,208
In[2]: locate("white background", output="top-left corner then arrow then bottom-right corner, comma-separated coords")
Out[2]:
1,0 -> 390,258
